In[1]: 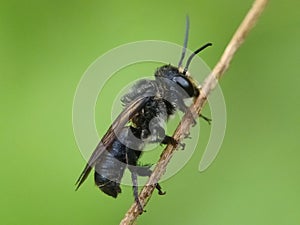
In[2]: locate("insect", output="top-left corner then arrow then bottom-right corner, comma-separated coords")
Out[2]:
75,17 -> 212,212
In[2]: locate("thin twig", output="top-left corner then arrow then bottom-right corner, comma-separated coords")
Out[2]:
120,0 -> 268,224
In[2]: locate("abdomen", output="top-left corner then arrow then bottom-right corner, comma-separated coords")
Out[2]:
94,139 -> 127,198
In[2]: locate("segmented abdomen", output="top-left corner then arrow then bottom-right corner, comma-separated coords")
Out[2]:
94,139 -> 127,198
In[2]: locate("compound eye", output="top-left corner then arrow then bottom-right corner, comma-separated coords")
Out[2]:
172,76 -> 195,97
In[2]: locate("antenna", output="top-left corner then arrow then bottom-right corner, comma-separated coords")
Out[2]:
178,16 -> 190,68
183,43 -> 212,74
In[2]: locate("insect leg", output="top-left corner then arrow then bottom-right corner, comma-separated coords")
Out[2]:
147,124 -> 180,148
155,183 -> 166,195
126,148 -> 144,213
177,98 -> 211,125
200,114 -> 212,125
162,135 -> 185,150
130,171 -> 144,213
161,135 -> 178,146
134,164 -> 166,195
176,99 -> 199,126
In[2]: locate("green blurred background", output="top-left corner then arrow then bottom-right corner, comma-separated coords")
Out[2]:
1,0 -> 299,224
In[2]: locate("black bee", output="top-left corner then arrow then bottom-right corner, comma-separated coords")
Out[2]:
75,17 -> 212,211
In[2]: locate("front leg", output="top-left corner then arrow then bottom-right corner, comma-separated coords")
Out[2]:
200,114 -> 212,125
178,97 -> 212,125
177,99 -> 198,126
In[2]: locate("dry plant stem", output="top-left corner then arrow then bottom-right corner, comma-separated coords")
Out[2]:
120,0 -> 268,224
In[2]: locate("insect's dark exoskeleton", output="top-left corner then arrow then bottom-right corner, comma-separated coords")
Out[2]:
76,16 -> 212,213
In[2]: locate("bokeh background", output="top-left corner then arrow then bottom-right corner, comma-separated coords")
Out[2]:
1,0 -> 299,224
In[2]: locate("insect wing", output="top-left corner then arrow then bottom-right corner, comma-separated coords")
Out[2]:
75,96 -> 150,190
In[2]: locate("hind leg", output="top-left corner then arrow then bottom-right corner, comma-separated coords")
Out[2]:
133,165 -> 166,195
130,171 -> 144,213
126,149 -> 166,213
126,149 -> 147,213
